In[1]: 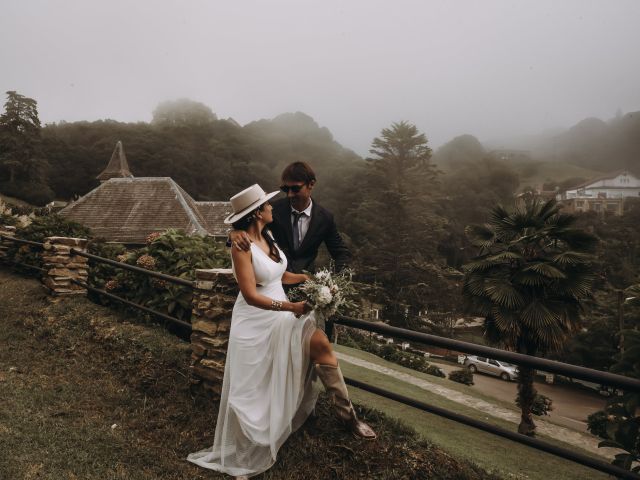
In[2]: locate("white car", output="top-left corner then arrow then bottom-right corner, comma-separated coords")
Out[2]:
464,355 -> 518,381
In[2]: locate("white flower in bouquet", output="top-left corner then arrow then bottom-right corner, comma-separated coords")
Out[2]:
291,267 -> 356,330
316,286 -> 333,306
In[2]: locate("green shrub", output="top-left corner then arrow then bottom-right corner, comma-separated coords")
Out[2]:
516,393 -> 553,416
426,364 -> 447,378
0,213 -> 18,226
89,229 -> 230,322
587,410 -> 609,439
449,369 -> 474,385
339,329 -> 445,378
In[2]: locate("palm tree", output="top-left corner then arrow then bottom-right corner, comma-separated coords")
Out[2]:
462,198 -> 597,436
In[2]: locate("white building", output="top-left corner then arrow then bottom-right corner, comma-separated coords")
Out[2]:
560,171 -> 640,200
557,171 -> 640,215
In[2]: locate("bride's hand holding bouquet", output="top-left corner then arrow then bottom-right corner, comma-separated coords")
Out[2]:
291,267 -> 356,328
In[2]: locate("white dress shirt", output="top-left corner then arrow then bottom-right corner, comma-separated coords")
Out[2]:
291,199 -> 313,244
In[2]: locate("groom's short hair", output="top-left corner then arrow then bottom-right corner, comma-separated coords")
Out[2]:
281,162 -> 316,184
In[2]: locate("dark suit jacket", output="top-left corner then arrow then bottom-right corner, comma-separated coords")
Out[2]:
269,197 -> 351,273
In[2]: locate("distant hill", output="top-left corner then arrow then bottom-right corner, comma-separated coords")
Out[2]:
531,112 -> 640,174
432,134 -> 485,171
510,160 -> 603,191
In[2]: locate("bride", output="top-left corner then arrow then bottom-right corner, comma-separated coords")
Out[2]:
188,184 -> 375,479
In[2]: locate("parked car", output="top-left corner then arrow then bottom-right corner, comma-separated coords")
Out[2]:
463,355 -> 518,381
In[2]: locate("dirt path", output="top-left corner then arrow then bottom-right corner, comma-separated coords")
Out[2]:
336,351 -> 617,460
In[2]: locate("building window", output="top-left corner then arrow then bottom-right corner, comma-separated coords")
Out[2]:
371,309 -> 379,320
576,200 -> 584,207
594,203 -> 602,211
607,203 -> 618,211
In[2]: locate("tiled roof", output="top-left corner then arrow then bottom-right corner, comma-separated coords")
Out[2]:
59,178 -> 211,244
195,201 -> 232,237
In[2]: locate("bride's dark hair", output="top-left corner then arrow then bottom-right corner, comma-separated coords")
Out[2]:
232,203 -> 281,262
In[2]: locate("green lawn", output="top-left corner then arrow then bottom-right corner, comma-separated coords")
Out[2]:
335,344 -> 610,480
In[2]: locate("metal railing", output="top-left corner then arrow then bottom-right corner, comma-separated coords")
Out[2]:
67,248 -> 194,330
0,235 -> 46,273
0,234 -> 192,329
331,315 -> 640,393
329,315 -> 640,480
70,248 -> 195,288
0,235 -> 45,249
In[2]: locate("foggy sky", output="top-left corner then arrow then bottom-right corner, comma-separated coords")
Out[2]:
2,0 -> 639,154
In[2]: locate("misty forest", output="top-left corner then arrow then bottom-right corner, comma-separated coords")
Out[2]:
2,91 -> 640,376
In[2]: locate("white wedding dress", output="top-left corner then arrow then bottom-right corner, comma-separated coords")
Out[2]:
188,242 -> 319,478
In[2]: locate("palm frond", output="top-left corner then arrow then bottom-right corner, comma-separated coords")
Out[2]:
523,262 -> 566,279
465,224 -> 496,248
462,275 -> 489,298
485,280 -> 524,309
552,251 -> 594,266
462,260 -> 496,274
554,273 -> 595,299
491,306 -> 519,335
489,205 -> 511,225
537,199 -> 561,221
520,300 -> 559,330
486,251 -> 523,263
512,270 -> 548,287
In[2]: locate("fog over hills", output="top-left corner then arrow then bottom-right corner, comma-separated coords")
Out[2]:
2,1 -> 639,156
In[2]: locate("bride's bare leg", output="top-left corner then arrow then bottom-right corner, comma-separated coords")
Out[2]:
309,329 -> 338,366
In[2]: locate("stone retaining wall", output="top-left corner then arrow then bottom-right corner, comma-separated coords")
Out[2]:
0,225 -> 17,260
41,236 -> 89,295
189,268 -> 237,398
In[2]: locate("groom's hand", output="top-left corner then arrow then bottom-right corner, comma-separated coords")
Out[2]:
229,230 -> 252,251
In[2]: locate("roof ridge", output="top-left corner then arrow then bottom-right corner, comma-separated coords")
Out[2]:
167,179 -> 209,236
570,170 -> 633,190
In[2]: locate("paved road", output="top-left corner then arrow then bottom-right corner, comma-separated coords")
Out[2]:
336,351 -> 617,460
432,361 -> 607,432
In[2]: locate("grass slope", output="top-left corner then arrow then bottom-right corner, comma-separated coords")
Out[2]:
0,269 -> 498,480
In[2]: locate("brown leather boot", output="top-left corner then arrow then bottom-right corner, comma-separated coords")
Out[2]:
314,364 -> 377,440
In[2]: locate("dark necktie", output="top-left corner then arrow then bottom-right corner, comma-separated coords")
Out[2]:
292,211 -> 304,250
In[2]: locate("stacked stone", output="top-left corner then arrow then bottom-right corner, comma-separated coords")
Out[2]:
41,236 -> 89,295
190,268 -> 237,398
0,225 -> 17,260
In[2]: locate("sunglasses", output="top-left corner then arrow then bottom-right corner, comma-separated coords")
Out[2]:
280,184 -> 305,194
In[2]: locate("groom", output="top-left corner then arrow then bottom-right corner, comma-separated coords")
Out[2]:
229,161 -> 352,274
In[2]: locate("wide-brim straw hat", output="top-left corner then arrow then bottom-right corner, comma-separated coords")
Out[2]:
224,184 -> 280,224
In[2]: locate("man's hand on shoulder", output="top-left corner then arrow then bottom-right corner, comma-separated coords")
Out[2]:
228,230 -> 252,252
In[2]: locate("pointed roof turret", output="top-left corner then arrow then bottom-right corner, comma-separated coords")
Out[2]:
96,141 -> 133,182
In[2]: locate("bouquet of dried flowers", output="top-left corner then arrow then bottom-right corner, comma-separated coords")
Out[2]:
290,267 -> 356,329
